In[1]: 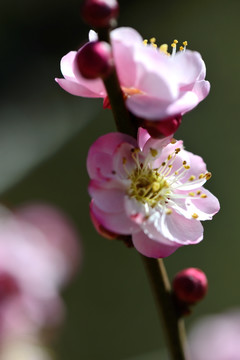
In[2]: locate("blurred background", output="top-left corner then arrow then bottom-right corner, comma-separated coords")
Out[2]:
0,0 -> 239,358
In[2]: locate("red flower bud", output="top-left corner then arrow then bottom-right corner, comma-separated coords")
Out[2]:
74,41 -> 113,80
173,268 -> 208,304
82,0 -> 119,28
142,116 -> 182,138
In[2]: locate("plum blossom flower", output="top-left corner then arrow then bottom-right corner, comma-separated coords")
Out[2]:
0,204 -> 81,343
189,309 -> 240,360
87,129 -> 219,258
56,27 -> 210,122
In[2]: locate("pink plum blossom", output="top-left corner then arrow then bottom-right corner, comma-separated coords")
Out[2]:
189,310 -> 240,360
87,129 -> 219,258
0,204 -> 81,343
56,27 -> 210,122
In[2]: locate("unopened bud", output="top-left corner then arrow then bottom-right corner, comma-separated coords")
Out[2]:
74,41 -> 113,79
142,116 -> 182,138
82,0 -> 119,28
173,268 -> 208,304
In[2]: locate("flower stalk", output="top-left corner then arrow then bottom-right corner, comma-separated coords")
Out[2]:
142,257 -> 187,360
97,29 -> 188,360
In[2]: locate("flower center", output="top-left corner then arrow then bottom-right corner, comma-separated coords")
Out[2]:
128,165 -> 171,207
122,143 -> 212,216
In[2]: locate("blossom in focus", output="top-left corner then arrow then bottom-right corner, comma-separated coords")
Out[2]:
56,27 -> 210,123
87,129 -> 219,258
189,309 -> 240,360
0,204 -> 81,342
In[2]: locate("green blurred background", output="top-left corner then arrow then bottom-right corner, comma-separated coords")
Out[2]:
1,0 -> 239,358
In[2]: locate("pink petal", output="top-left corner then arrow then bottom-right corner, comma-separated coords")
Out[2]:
164,210 -> 203,244
191,188 -> 220,218
87,133 -> 137,180
192,80 -> 210,102
55,78 -> 103,97
87,152 -> 114,180
60,51 -> 77,80
90,201 -> 139,235
58,50 -> 106,97
170,189 -> 220,221
173,51 -> 206,86
113,42 -> 138,88
137,127 -> 151,151
132,230 -> 180,258
88,180 -> 126,213
111,27 -> 143,44
112,142 -> 138,178
133,46 -> 178,100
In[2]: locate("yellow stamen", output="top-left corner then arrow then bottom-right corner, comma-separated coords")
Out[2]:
179,46 -> 184,51
197,190 -> 201,195
189,192 -> 195,197
205,172 -> 212,180
184,165 -> 190,170
192,213 -> 199,219
171,138 -> 177,144
173,39 -> 178,44
171,43 -> 176,48
166,209 -> 172,215
159,44 -> 169,54
143,39 -> 148,45
152,182 -> 160,192
189,175 -> 196,181
183,41 -> 188,46
200,194 -> 207,198
150,37 -> 156,43
150,148 -> 158,157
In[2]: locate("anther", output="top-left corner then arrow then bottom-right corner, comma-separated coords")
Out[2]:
183,161 -> 187,165
179,46 -> 184,51
184,165 -> 190,170
200,194 -> 207,198
205,172 -> 212,180
150,37 -> 156,43
166,209 -> 172,215
192,213 -> 199,219
171,138 -> 177,144
173,39 -> 178,44
175,148 -> 181,154
143,39 -> 148,45
122,157 -> 127,164
150,148 -> 158,157
197,190 -> 201,195
159,44 -> 168,54
189,192 -> 195,197
152,182 -> 160,192
199,174 -> 204,179
189,175 -> 196,181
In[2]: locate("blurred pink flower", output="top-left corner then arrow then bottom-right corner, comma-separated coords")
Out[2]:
0,204 -> 81,342
87,129 -> 219,258
189,310 -> 240,360
56,27 -> 209,121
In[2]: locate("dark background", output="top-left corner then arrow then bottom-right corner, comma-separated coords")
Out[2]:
1,0 -> 239,359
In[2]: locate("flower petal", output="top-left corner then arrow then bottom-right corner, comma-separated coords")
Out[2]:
132,230 -> 180,258
164,210 -> 203,244
91,201 -> 138,235
173,51 -> 205,86
89,180 -> 126,213
192,80 -> 210,102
